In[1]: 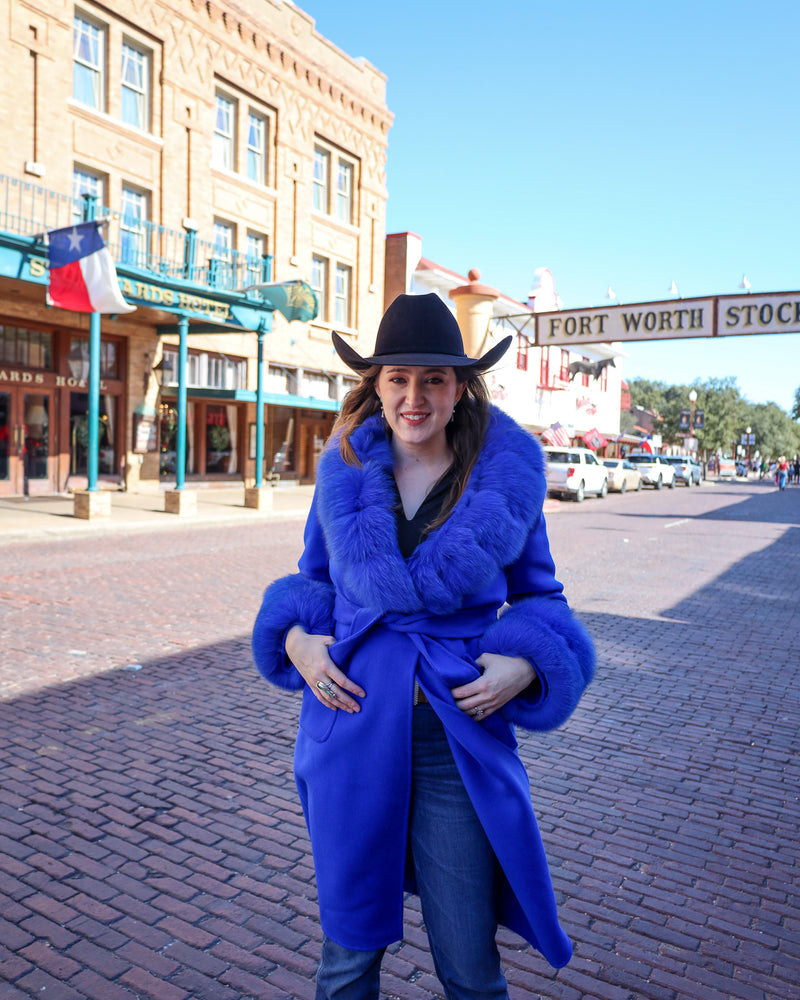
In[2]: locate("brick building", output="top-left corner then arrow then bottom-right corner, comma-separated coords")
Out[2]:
0,0 -> 391,496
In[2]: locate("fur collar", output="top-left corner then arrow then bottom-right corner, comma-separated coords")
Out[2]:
315,407 -> 546,615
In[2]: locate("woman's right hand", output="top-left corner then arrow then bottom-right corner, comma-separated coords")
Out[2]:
285,625 -> 365,713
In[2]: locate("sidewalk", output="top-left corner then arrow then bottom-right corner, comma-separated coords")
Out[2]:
0,487 -> 564,546
0,485 -> 317,546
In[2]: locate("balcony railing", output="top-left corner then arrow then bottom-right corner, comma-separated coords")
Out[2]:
0,174 -> 273,294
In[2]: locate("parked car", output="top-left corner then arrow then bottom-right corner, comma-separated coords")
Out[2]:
626,452 -> 676,489
543,446 -> 608,502
602,458 -> 642,493
663,455 -> 702,486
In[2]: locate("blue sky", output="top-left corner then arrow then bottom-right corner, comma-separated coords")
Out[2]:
302,0 -> 799,413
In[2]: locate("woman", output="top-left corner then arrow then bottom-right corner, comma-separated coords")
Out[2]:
253,293 -> 595,999
777,456 -> 789,490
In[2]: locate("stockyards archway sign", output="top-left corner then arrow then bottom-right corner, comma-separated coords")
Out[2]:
536,290 -> 800,345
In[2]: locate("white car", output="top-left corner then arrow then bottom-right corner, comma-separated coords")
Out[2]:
662,455 -> 702,486
602,458 -> 643,493
626,452 -> 676,489
543,446 -> 608,502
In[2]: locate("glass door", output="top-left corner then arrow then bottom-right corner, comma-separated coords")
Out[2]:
0,390 -> 54,495
24,394 -> 50,483
0,393 -> 10,491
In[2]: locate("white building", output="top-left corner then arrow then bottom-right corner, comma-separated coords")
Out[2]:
384,233 -> 624,449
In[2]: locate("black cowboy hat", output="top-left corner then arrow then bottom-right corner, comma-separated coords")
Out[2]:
332,292 -> 512,374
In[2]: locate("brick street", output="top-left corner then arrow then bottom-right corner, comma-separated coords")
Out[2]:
1,479 -> 799,999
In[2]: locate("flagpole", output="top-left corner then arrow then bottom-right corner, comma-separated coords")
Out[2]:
176,315 -> 189,491
255,320 -> 266,488
87,311 -> 101,491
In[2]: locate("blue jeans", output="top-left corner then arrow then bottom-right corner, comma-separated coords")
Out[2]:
315,704 -> 508,1000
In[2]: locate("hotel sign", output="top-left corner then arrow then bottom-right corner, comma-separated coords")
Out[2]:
536,291 -> 800,345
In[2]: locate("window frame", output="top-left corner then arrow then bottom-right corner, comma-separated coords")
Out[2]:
336,158 -> 353,224
246,231 -> 268,285
213,91 -> 237,171
246,109 -> 267,185
72,167 -> 105,222
121,38 -> 151,132
313,139 -> 357,223
313,146 -> 330,214
539,346 -> 550,386
311,254 -> 329,322
516,334 -> 528,372
119,184 -> 148,267
334,263 -> 352,327
73,13 -> 106,112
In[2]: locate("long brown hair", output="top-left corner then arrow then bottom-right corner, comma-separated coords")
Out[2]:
329,366 -> 491,530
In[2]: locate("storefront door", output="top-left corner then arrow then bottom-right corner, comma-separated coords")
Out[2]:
297,416 -> 329,480
0,389 -> 55,495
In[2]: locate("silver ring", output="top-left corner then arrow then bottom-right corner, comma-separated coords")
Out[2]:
472,707 -> 484,720
316,680 -> 337,699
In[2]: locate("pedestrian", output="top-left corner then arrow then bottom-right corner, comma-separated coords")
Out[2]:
793,456 -> 800,485
252,292 -> 595,1000
777,456 -> 789,490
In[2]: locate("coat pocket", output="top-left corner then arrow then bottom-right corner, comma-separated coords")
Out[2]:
298,685 -> 338,743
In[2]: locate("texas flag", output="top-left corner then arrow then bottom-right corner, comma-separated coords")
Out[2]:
47,221 -> 136,314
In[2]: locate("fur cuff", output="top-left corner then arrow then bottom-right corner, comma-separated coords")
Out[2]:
480,597 -> 595,731
252,574 -> 336,690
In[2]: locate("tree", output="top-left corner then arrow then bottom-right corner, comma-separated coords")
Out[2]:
691,377 -> 746,456
743,402 -> 800,461
628,376 -> 746,459
792,385 -> 800,421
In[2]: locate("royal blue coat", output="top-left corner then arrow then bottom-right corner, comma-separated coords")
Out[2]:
252,407 -> 595,968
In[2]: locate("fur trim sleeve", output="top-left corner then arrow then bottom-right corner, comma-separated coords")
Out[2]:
480,596 -> 596,731
252,574 -> 336,690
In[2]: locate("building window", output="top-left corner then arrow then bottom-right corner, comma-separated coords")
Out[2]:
247,111 -> 267,184
73,15 -> 105,111
69,337 -> 118,380
539,347 -> 550,386
313,147 -> 330,213
314,142 -> 358,221
560,349 -> 570,382
600,363 -> 609,391
334,264 -> 351,326
0,326 -> 53,368
311,255 -> 328,321
581,356 -> 590,388
246,232 -> 268,284
162,349 -> 246,390
72,168 -> 104,222
516,335 -> 528,372
336,160 -> 353,223
213,220 -> 234,258
214,92 -> 236,170
121,41 -> 150,131
120,186 -> 147,266
210,220 -> 235,287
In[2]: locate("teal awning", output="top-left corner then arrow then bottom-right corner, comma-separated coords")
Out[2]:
161,387 -> 340,411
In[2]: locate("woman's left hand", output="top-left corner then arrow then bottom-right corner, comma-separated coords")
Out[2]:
451,653 -> 537,720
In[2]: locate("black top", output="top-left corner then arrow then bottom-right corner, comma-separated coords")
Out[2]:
393,466 -> 456,559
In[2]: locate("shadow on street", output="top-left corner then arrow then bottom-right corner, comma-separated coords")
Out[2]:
1,525 -> 798,999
